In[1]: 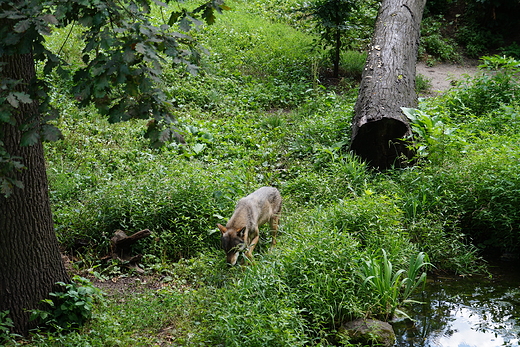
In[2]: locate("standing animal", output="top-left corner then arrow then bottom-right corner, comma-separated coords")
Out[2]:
217,187 -> 282,265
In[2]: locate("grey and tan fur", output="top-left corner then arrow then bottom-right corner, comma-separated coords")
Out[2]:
217,187 -> 282,265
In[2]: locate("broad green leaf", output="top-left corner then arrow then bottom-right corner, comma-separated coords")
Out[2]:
14,92 -> 32,104
41,124 -> 63,142
13,19 -> 31,33
6,94 -> 19,108
20,128 -> 39,146
192,143 -> 206,154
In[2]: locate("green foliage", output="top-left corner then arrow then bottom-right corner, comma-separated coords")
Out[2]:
428,55 -> 520,121
294,0 -> 378,78
195,208 -> 367,345
402,106 -> 461,162
0,311 -> 18,344
439,142 -> 520,255
359,249 -> 430,319
340,50 -> 367,80
415,73 -> 432,94
17,1 -> 520,345
30,276 -> 103,330
0,0 -> 227,195
406,216 -> 482,274
419,15 -> 461,64
51,161 -> 225,259
456,0 -> 520,58
501,42 -> 520,59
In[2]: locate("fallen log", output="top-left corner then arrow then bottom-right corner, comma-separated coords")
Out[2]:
350,0 -> 426,170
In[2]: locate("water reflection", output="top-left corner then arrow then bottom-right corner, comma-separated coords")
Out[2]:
393,264 -> 520,347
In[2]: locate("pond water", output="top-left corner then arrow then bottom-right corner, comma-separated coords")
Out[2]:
393,261 -> 520,347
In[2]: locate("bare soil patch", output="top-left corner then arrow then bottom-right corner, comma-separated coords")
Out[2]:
416,60 -> 480,94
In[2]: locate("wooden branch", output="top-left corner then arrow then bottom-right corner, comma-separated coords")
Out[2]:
110,229 -> 151,263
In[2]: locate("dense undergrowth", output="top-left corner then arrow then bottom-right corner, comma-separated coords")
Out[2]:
4,0 -> 520,345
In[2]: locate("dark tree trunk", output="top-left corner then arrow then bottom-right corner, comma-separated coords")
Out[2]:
333,29 -> 341,78
350,0 -> 426,170
0,52 -> 69,335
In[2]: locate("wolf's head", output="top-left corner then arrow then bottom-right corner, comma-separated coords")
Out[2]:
217,224 -> 246,265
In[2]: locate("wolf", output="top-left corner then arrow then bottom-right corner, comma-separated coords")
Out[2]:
217,187 -> 282,265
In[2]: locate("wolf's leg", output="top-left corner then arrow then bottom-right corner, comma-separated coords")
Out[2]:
246,228 -> 260,261
269,214 -> 279,248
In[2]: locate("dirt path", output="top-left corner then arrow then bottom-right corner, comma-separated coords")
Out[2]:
416,61 -> 480,94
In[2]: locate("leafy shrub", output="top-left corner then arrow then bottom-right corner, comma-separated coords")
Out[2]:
406,216 -> 482,274
0,311 -> 17,344
30,276 -> 103,330
419,16 -> 461,63
457,24 -> 498,58
197,211 -> 365,345
415,73 -> 432,94
444,56 -> 520,118
53,164 -> 226,260
447,142 -> 520,255
501,42 -> 520,59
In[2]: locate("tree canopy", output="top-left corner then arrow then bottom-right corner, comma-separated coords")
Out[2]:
0,0 -> 227,196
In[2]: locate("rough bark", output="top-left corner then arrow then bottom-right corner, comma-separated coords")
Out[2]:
350,0 -> 426,170
0,52 -> 69,335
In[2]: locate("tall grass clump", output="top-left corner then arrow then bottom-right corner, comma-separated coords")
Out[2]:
340,50 -> 367,81
359,249 -> 430,319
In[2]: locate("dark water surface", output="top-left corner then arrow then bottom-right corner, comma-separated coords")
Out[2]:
393,262 -> 520,347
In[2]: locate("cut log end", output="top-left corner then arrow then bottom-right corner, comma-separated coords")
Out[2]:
350,118 -> 414,170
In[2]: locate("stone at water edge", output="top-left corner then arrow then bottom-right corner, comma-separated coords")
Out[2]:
338,318 -> 396,346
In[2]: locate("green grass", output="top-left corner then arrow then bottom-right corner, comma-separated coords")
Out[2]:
8,1 -> 520,346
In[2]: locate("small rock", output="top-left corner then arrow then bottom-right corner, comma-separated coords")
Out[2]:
338,318 -> 395,346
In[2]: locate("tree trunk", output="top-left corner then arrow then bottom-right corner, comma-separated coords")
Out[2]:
0,52 -> 69,335
350,0 -> 426,170
333,29 -> 341,78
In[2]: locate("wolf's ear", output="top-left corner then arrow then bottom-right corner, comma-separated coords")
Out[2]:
217,224 -> 227,234
237,227 -> 246,237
